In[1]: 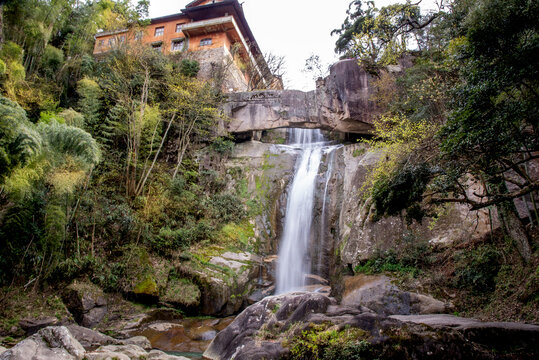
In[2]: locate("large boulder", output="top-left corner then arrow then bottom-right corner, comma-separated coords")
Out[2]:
62,281 -> 107,328
0,326 -> 189,360
18,317 -> 58,336
341,275 -> 452,315
0,326 -> 85,360
204,292 -> 539,360
65,324 -> 120,349
391,314 -> 539,354
176,251 -> 262,316
85,344 -> 190,360
204,292 -> 334,360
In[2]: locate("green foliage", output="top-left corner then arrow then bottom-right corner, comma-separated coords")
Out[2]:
0,95 -> 41,182
40,45 -> 65,79
179,59 -> 200,78
371,163 -> 431,223
354,249 -> 420,277
288,324 -> 371,360
38,121 -> 101,167
210,137 -> 235,155
332,1 -> 441,69
205,193 -> 247,224
354,233 -> 430,276
39,111 -> 65,125
438,0 -> 538,183
169,175 -> 187,197
76,77 -> 103,136
453,244 -> 501,293
163,276 -> 200,307
58,109 -> 85,128
0,41 -> 23,63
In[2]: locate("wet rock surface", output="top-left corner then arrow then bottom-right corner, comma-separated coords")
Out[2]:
204,292 -> 539,360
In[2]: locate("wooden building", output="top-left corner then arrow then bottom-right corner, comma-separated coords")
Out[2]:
93,0 -> 282,91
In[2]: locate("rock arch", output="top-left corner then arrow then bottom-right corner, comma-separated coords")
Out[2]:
223,59 -> 380,135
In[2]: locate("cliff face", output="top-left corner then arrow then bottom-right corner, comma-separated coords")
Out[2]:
223,59 -> 378,135
329,144 -> 492,268
216,138 -> 492,303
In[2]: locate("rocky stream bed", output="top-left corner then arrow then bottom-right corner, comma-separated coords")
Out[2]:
1,274 -> 538,359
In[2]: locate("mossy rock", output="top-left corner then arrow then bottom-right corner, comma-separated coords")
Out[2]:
161,277 -> 201,307
133,275 -> 159,297
119,246 -> 172,301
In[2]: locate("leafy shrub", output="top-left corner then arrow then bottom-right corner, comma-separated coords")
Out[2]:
371,163 -> 431,223
288,325 -> 371,360
39,111 -> 65,124
354,249 -> 421,277
40,45 -> 64,79
199,169 -> 225,192
152,220 -> 215,252
179,59 -> 200,77
49,256 -> 97,282
169,175 -> 186,197
211,137 -> 235,155
58,109 -> 85,128
453,244 -> 501,293
206,193 -> 247,223
0,41 -> 23,63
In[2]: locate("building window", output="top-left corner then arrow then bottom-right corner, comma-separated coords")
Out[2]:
175,23 -> 184,33
200,38 -> 212,46
119,35 -> 126,43
135,31 -> 143,41
154,27 -> 164,37
171,39 -> 185,52
98,39 -> 104,47
152,42 -> 163,52
108,38 -> 116,46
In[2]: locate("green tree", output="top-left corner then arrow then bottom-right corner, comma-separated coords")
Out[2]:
333,1 -> 446,69
435,0 -> 539,262
0,95 -> 41,183
0,95 -> 100,283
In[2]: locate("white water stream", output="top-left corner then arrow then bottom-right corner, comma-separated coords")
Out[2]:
275,128 -> 340,294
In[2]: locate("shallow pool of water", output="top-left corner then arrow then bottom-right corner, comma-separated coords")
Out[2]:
166,351 -> 203,359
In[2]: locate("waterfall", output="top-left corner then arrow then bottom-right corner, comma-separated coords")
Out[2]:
275,128 -> 325,294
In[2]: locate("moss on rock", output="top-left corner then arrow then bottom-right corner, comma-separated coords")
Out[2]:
133,275 -> 159,297
161,277 -> 201,307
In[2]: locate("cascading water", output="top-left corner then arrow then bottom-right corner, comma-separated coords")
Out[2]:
275,128 -> 328,294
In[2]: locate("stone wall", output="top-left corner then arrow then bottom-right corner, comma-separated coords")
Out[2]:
187,46 -> 248,92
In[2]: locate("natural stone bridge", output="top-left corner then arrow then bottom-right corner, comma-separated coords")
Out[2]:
223,59 -> 379,135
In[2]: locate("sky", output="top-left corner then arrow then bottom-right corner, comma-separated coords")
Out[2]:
147,0 -> 440,91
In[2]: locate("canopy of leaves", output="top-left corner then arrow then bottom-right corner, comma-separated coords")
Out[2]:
436,0 -> 538,205
0,95 -> 41,182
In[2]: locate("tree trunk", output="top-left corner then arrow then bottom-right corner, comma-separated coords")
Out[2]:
492,178 -> 531,263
